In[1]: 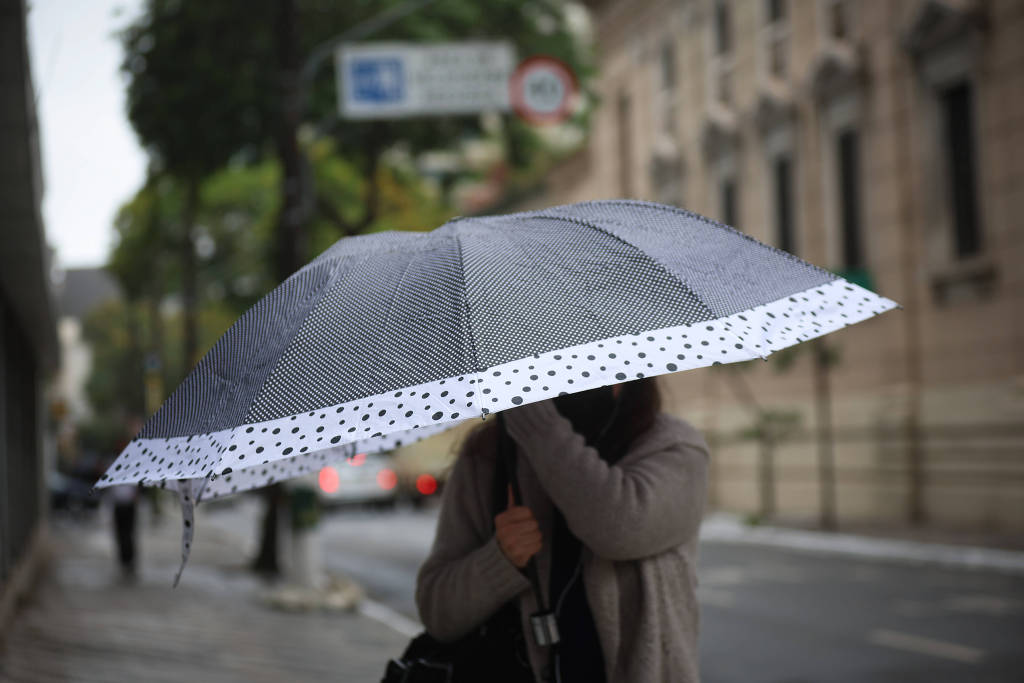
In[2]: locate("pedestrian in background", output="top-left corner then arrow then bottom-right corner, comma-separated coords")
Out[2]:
109,482 -> 138,579
416,378 -> 709,682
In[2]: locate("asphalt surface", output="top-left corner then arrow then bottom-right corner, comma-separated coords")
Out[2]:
17,500 -> 1021,682
297,503 -> 1024,683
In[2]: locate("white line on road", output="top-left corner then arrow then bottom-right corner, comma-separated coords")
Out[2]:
867,629 -> 986,664
359,598 -> 423,638
697,587 -> 737,608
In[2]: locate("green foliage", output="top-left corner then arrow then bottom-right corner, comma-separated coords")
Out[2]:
108,176 -> 183,302
121,0 -> 593,173
98,148 -> 454,428
121,1 -> 276,178
80,300 -> 145,454
94,0 -> 590,462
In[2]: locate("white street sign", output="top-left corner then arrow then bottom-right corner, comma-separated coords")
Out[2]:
337,42 -> 515,119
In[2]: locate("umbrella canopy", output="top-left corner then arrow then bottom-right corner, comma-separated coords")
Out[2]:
96,200 -> 897,572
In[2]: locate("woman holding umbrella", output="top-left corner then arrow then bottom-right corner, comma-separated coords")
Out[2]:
416,377 -> 709,682
94,200 -> 894,675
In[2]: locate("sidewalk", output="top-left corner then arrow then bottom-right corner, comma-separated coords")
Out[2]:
700,512 -> 1024,576
0,505 -> 408,683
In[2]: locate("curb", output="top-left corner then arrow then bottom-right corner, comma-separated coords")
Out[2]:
699,514 -> 1024,576
358,599 -> 422,638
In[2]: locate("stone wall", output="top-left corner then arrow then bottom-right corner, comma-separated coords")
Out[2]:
507,0 -> 1024,531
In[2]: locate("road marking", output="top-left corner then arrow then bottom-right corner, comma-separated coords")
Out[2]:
358,598 -> 423,638
701,566 -> 747,587
868,629 -> 985,664
945,594 -> 1024,617
892,600 -> 936,618
697,587 -> 737,608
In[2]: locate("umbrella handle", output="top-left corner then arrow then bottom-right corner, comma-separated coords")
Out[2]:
496,413 -> 559,647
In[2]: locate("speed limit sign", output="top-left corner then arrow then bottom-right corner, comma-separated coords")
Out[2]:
509,56 -> 578,125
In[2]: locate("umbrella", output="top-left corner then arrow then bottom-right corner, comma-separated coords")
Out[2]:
95,199 -> 898,579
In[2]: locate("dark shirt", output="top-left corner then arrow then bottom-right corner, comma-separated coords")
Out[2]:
550,507 -> 607,683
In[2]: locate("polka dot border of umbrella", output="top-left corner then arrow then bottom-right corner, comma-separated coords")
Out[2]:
94,200 -> 899,583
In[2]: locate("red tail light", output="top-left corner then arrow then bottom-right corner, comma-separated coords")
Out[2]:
416,474 -> 438,496
318,467 -> 339,494
377,468 -> 397,490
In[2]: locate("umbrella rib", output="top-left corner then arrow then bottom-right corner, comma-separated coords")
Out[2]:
527,212 -> 717,323
526,211 -> 772,361
377,253 -> 418,388
607,199 -> 839,280
451,226 -> 485,419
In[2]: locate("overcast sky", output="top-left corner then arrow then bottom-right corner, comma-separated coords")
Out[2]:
27,0 -> 146,270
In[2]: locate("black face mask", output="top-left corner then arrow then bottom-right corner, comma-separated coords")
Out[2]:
553,385 -> 619,450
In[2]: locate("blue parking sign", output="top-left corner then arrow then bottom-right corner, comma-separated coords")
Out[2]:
349,58 -> 405,104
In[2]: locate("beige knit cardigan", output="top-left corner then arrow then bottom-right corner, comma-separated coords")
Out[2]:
416,399 -> 709,682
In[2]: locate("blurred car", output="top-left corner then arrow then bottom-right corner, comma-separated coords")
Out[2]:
397,467 -> 444,508
308,452 -> 399,509
48,471 -> 100,513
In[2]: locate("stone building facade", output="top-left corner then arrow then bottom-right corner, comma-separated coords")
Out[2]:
509,0 -> 1024,532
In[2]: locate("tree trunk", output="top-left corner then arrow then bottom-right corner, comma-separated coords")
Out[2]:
813,339 -> 837,531
144,296 -> 165,417
273,0 -> 307,283
126,300 -> 146,420
890,18 -> 926,526
181,177 -> 200,371
758,431 -> 776,521
253,0 -> 306,577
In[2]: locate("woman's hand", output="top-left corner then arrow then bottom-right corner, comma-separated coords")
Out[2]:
494,486 -> 542,569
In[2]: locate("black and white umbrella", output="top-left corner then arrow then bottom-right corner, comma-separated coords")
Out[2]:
96,200 -> 897,576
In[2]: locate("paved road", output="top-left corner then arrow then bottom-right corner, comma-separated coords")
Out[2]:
20,501 -> 1020,682
291,504 -> 1024,683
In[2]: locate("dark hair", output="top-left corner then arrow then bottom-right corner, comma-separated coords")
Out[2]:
464,377 -> 662,464
590,377 -> 662,463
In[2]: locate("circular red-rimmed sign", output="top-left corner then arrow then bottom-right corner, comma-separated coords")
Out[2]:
509,55 -> 578,125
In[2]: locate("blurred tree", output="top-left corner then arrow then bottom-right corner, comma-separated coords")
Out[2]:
105,152 -> 448,386
81,299 -> 239,455
120,0 -> 592,272
716,339 -> 841,529
101,150 -> 453,571
119,0 -> 590,575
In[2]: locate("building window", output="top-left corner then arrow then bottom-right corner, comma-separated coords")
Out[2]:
660,41 -> 677,91
763,0 -> 789,79
720,178 -> 739,228
825,0 -> 850,41
940,81 -> 981,258
711,1 -> 735,106
836,129 -> 863,269
714,2 -> 732,55
773,155 -> 795,254
659,40 -> 678,135
617,92 -> 634,197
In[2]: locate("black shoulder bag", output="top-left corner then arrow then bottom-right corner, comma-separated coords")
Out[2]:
381,415 -> 542,683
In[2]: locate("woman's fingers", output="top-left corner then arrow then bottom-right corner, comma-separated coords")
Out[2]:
495,503 -> 542,568
503,536 -> 542,567
495,507 -> 535,524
